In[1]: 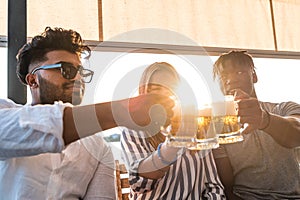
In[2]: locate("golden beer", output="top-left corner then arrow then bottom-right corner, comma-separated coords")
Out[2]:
163,112 -> 219,150
196,116 -> 212,139
162,114 -> 197,148
214,115 -> 243,144
212,95 -> 244,144
188,115 -> 219,150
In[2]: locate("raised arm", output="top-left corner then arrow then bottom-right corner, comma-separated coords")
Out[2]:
258,112 -> 300,148
0,93 -> 173,159
63,93 -> 174,144
238,98 -> 300,148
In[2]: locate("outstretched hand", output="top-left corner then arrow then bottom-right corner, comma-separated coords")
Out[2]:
114,93 -> 175,132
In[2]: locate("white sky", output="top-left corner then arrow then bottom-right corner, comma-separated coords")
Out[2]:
1,48 -> 299,104
88,52 -> 217,106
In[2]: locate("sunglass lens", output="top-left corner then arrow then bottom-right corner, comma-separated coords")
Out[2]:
61,63 -> 78,79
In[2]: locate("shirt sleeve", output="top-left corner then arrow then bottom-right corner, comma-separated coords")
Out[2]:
121,128 -> 159,193
0,99 -> 69,160
273,101 -> 300,116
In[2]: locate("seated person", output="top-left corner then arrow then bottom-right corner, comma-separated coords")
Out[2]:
121,62 -> 226,199
0,27 -> 174,160
0,27 -> 173,199
212,50 -> 300,200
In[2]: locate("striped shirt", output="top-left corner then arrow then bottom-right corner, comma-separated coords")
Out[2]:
121,128 -> 226,200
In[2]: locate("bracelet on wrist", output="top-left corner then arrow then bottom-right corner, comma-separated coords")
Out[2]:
157,143 -> 177,165
151,153 -> 166,174
259,109 -> 271,130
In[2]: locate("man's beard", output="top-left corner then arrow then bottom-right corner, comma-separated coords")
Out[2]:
38,76 -> 84,105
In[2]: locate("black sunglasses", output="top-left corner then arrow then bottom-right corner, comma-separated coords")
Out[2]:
31,62 -> 94,83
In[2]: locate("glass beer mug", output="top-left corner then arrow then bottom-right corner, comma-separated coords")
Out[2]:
212,95 -> 244,144
161,104 -> 219,150
191,106 -> 219,150
161,105 -> 198,149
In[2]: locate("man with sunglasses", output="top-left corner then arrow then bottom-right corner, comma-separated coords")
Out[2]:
0,27 -> 174,199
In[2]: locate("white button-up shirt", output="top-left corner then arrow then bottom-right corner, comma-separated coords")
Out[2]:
0,99 -> 116,199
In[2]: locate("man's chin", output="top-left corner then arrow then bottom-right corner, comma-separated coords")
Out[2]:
60,95 -> 82,105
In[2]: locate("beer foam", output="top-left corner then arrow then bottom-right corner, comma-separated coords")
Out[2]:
198,107 -> 212,116
212,95 -> 237,116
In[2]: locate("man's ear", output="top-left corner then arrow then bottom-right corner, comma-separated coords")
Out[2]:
252,69 -> 258,83
26,74 -> 38,88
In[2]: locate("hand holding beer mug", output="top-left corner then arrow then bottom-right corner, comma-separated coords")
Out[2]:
213,95 -> 244,144
161,99 -> 219,150
161,104 -> 198,149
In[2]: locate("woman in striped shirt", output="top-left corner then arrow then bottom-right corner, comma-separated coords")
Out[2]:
121,62 -> 226,199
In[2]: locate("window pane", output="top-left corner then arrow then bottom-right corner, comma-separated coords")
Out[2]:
83,52 -> 300,106
254,58 -> 300,104
1,49 -> 298,106
83,52 -> 215,107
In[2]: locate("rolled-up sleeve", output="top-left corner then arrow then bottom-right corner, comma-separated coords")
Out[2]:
0,99 -> 70,160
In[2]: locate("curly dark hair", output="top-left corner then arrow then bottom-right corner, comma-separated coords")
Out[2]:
16,27 -> 91,85
213,50 -> 255,80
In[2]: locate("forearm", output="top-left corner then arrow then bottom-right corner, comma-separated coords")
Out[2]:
63,102 -> 118,145
138,143 -> 181,179
261,112 -> 300,148
62,94 -> 171,145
